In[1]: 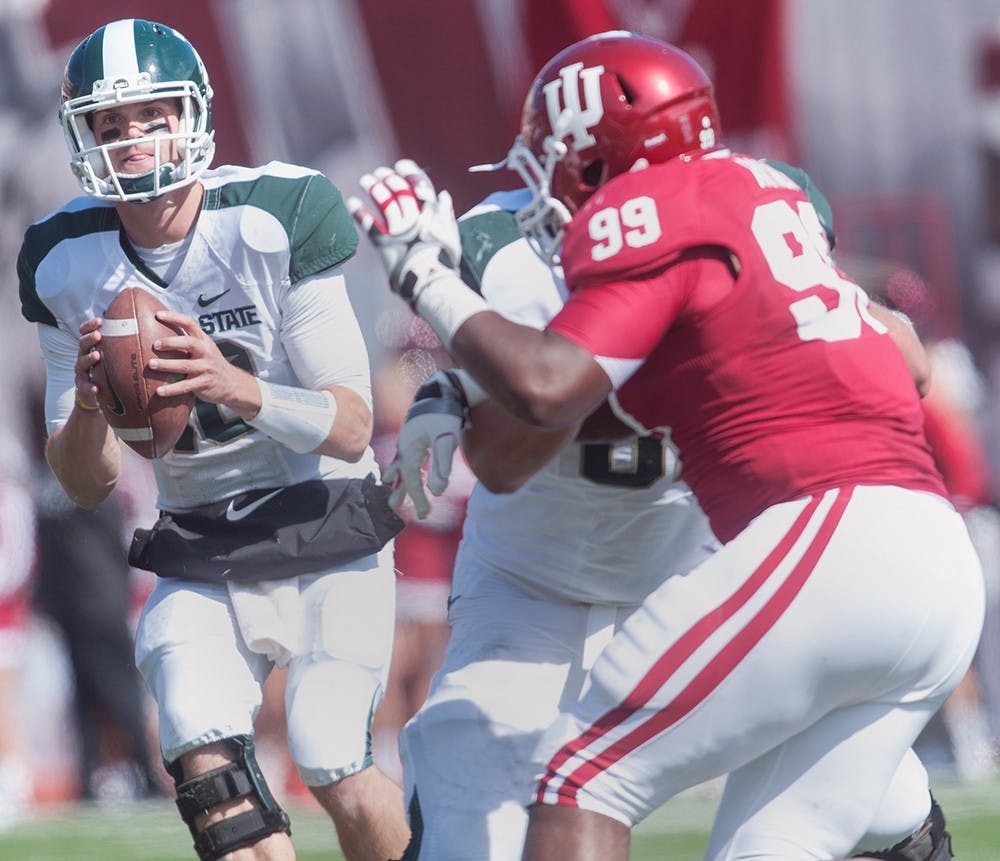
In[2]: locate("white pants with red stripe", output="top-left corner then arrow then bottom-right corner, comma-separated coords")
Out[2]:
533,486 -> 985,860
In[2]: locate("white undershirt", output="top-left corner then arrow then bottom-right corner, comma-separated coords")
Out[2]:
130,233 -> 193,283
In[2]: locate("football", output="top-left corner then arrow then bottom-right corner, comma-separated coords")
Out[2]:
91,287 -> 193,459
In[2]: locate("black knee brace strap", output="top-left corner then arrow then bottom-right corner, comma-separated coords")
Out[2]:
168,735 -> 291,861
192,807 -> 291,861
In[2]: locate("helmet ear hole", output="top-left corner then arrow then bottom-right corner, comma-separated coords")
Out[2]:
615,75 -> 636,106
582,159 -> 605,189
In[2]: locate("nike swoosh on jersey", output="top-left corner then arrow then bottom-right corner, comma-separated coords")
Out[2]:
224,488 -> 283,522
197,289 -> 231,307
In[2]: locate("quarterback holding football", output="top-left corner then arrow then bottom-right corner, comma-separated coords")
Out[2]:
19,18 -> 407,861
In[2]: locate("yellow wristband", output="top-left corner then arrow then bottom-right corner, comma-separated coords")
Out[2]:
75,389 -> 101,412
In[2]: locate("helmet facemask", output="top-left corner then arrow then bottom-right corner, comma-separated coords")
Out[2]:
503,113 -> 576,265
61,80 -> 214,202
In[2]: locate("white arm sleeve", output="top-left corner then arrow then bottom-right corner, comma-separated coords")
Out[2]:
279,268 -> 373,410
38,323 -> 80,433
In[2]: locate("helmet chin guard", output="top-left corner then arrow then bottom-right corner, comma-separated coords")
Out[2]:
59,19 -> 215,203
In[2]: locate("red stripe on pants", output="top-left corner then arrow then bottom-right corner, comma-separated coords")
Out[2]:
538,488 -> 852,805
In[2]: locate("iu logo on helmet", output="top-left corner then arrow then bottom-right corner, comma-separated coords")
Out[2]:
542,62 -> 605,150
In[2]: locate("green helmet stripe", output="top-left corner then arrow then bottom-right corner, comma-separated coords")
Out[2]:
68,26 -> 105,99
101,19 -> 140,81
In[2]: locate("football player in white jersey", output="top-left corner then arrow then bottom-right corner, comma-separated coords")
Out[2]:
363,169 -> 953,861
18,19 -> 408,861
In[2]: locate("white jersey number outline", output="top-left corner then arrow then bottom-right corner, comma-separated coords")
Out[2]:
588,196 -> 662,262
752,199 -> 886,343
585,192 -> 886,344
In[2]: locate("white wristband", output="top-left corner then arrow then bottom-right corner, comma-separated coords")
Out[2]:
248,379 -> 338,454
413,272 -> 490,350
449,367 -> 488,408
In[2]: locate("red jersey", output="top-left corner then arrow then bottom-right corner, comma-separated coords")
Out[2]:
549,153 -> 946,541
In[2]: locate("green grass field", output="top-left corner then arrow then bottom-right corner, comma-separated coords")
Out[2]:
2,775 -> 997,860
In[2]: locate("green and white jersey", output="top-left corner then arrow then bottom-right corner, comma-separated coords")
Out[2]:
19,161 -> 378,511
454,190 -> 718,606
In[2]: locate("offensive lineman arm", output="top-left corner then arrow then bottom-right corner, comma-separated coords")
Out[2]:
385,368 -> 580,516
388,376 -> 629,515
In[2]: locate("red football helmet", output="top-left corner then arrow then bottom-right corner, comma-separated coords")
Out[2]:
504,31 -> 721,261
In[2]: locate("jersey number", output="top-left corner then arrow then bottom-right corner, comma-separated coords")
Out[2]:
588,196 -> 662,262
752,199 -> 886,343
173,340 -> 256,453
588,193 -> 886,344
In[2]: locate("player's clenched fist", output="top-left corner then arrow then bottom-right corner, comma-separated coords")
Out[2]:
346,159 -> 461,303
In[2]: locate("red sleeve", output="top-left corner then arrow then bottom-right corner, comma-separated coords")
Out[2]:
548,248 -> 736,360
548,267 -> 684,359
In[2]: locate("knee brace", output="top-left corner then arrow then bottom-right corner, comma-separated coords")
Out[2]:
857,796 -> 952,861
167,735 -> 291,861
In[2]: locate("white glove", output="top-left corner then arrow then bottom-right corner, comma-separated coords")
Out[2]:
383,370 -> 470,519
347,159 -> 461,304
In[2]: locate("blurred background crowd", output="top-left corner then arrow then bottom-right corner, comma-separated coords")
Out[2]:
1,0 -> 999,827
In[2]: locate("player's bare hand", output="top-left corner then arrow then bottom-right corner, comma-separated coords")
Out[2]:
75,316 -> 104,404
147,309 -> 255,410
